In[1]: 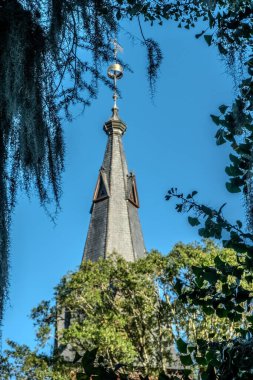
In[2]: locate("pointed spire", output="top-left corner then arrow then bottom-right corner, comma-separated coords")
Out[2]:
82,39 -> 146,262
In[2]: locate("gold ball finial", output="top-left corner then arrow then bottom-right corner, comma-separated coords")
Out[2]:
107,63 -> 123,80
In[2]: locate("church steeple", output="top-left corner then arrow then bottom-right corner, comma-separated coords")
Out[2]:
82,41 -> 145,262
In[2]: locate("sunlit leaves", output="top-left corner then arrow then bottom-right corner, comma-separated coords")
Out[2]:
166,182 -> 253,377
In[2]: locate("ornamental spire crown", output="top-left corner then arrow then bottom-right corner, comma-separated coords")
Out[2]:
107,39 -> 124,121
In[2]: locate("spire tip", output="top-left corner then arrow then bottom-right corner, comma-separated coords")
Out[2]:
107,39 -> 123,111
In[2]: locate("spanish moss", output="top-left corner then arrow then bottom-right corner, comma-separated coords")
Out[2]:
145,38 -> 163,98
0,0 -> 120,329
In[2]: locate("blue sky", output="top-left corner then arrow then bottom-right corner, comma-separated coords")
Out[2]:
2,19 -> 244,350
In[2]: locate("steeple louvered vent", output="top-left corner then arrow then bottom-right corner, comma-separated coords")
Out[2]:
93,170 -> 109,202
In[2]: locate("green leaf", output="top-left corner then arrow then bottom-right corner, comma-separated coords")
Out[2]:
196,339 -> 205,347
201,206 -> 213,216
195,275 -> 204,288
158,372 -> 170,380
236,289 -> 250,303
245,274 -> 253,283
76,374 -> 89,380
225,165 -> 243,177
176,338 -> 188,354
188,345 -> 196,353
176,203 -> 183,212
202,365 -> 216,380
195,356 -> 207,365
192,266 -> 204,277
203,305 -> 214,315
215,129 -> 226,145
204,34 -> 213,46
227,312 -> 242,322
226,181 -> 241,193
216,307 -> 227,318
188,216 -> 200,226
237,142 -> 251,155
246,315 -> 253,323
180,354 -> 193,366
235,304 -> 244,313
81,348 -> 98,375
229,154 -> 240,165
206,350 -> 218,363
211,114 -> 220,125
208,12 -> 215,28
219,104 -> 228,114
214,256 -> 226,270
202,268 -> 218,284
198,228 -> 211,238
236,220 -> 243,228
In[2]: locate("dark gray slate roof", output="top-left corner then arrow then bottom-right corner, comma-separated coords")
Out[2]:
82,108 -> 146,262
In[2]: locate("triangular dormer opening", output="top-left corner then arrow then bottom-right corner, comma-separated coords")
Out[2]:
127,174 -> 139,208
93,170 -> 109,202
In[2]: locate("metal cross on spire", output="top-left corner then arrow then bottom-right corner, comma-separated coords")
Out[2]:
107,39 -> 124,113
112,38 -> 123,61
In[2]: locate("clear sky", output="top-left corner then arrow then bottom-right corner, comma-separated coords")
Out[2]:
2,19 -> 244,350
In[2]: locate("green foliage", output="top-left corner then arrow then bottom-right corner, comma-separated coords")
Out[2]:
2,243 -> 250,378
0,340 -> 71,380
55,253 -> 173,374
166,188 -> 253,378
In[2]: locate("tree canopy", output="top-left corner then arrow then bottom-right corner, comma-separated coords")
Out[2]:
1,242 -> 251,379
